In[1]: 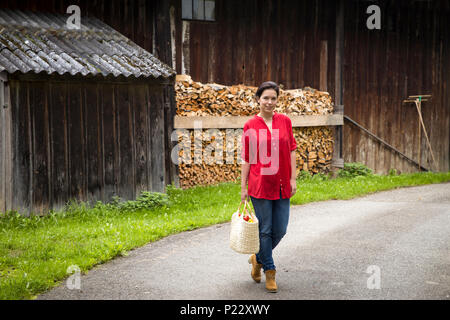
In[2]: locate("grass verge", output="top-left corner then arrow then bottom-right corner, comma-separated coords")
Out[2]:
1,171 -> 449,299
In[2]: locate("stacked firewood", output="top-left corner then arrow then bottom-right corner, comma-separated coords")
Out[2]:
293,127 -> 334,175
278,88 -> 334,115
175,129 -> 243,188
175,75 -> 335,188
178,164 -> 241,189
175,75 -> 333,116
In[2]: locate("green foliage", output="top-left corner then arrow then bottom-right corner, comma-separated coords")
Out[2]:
297,170 -> 329,182
389,168 -> 398,176
337,162 -> 373,178
166,184 -> 183,203
311,172 -> 328,182
94,191 -> 170,213
297,170 -> 312,180
118,191 -> 170,212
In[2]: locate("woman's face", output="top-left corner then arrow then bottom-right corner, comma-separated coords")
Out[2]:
257,89 -> 278,114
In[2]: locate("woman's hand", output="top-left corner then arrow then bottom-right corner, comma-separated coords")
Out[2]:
290,150 -> 297,197
290,179 -> 297,197
241,162 -> 251,203
241,188 -> 249,203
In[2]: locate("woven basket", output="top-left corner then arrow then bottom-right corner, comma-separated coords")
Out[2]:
229,201 -> 259,254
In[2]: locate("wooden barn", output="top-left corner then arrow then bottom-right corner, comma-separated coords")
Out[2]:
0,9 -> 176,215
1,0 -> 449,214
6,0 -> 445,175
168,0 -> 450,174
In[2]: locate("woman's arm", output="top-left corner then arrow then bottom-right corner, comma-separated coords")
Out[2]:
241,161 -> 251,202
290,150 -> 297,196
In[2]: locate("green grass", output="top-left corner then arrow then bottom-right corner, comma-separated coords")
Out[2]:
291,171 -> 450,205
1,170 -> 449,300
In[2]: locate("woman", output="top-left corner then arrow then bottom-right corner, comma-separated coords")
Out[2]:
241,81 -> 297,293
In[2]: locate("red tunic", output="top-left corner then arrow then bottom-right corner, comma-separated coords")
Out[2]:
242,113 -> 297,200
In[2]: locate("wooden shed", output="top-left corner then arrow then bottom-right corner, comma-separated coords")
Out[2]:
0,9 -> 177,215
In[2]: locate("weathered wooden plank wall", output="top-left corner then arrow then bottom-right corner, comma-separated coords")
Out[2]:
173,0 -> 337,95
342,0 -> 450,174
6,75 -> 171,215
174,0 -> 449,173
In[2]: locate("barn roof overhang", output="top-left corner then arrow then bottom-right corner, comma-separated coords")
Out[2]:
0,9 -> 176,80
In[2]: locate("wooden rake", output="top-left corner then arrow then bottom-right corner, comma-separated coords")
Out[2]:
402,95 -> 436,172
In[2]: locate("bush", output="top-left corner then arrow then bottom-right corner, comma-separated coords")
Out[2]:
95,191 -> 170,212
311,172 -> 329,181
121,191 -> 170,211
337,162 -> 373,178
389,168 -> 398,176
297,170 -> 312,181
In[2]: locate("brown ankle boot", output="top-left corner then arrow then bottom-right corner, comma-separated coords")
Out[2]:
265,270 -> 277,292
248,254 -> 262,283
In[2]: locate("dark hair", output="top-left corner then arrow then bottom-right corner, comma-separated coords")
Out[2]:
255,81 -> 279,98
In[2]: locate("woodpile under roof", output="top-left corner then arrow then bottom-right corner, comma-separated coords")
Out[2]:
175,75 -> 335,188
175,75 -> 334,116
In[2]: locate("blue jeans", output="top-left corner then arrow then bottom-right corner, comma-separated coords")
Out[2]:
250,193 -> 290,271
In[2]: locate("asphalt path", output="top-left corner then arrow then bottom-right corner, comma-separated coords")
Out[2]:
38,183 -> 450,300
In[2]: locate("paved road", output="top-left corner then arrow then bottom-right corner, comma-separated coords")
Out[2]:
38,183 -> 450,300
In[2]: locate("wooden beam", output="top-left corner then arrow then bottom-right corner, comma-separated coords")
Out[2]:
320,41 -> 328,92
344,115 -> 430,171
169,5 -> 177,70
292,114 -> 343,127
174,114 -> 344,129
181,20 -> 190,75
154,0 -> 173,67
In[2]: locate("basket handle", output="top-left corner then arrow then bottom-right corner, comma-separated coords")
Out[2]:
241,200 -> 256,219
236,200 -> 257,219
237,201 -> 245,214
237,200 -> 250,213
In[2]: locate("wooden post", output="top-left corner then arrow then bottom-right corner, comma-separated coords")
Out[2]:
0,72 -> 5,213
320,41 -> 328,92
332,0 -> 345,171
154,0 -> 173,67
169,5 -> 177,70
0,72 -> 12,213
418,101 -> 421,170
164,82 -> 180,188
181,20 -> 190,75
154,0 -> 178,189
